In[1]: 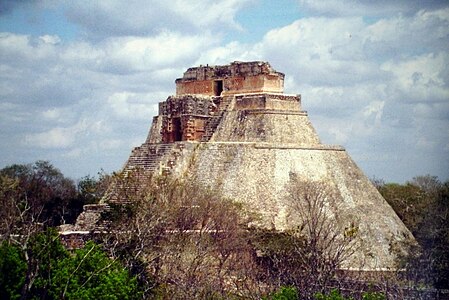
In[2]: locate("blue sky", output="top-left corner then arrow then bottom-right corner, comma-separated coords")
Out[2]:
1,0 -> 448,183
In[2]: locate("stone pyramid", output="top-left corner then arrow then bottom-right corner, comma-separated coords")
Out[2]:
114,61 -> 413,269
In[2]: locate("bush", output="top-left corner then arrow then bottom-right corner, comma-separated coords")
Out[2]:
0,242 -> 26,300
50,241 -> 141,300
0,229 -> 141,300
314,289 -> 353,300
265,286 -> 299,300
361,291 -> 386,300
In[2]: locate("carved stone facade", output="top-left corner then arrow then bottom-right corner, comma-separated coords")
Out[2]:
157,62 -> 294,143
71,61 -> 414,270
159,95 -> 217,142
175,61 -> 284,96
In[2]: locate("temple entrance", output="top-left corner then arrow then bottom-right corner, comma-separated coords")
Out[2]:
214,80 -> 223,96
173,117 -> 182,141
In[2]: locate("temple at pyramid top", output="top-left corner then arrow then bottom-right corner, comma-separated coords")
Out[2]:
175,61 -> 285,96
156,61 -> 300,143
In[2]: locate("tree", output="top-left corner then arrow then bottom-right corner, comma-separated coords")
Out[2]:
0,161 -> 78,228
0,174 -> 26,240
77,171 -> 112,205
0,242 -> 26,300
50,241 -> 140,300
23,228 -> 68,299
253,177 -> 358,299
264,286 -> 299,300
0,161 -> 83,297
0,229 -> 140,300
378,176 -> 449,290
99,170 -> 261,299
412,179 -> 449,289
377,182 -> 427,235
409,174 -> 442,196
290,178 -> 357,291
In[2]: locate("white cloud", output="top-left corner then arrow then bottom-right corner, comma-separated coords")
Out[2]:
62,147 -> 83,158
65,0 -> 252,37
381,52 -> 449,103
58,32 -> 219,75
244,7 -> 448,181
297,0 -> 449,17
24,119 -> 106,149
99,139 -> 124,150
0,32 -> 60,64
328,127 -> 349,144
103,32 -> 219,71
362,101 -> 384,127
195,41 -> 258,66
367,8 -> 449,43
25,127 -> 76,149
42,108 -> 62,120
39,34 -> 61,45
416,136 -> 437,150
107,92 -> 157,119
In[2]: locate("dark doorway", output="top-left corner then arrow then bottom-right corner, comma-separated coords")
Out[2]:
173,118 -> 182,141
214,80 -> 223,96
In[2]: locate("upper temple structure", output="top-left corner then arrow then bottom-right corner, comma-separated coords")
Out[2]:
75,61 -> 414,270
157,61 -> 292,143
176,61 -> 285,96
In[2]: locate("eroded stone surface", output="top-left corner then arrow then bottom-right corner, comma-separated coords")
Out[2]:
176,61 -> 284,96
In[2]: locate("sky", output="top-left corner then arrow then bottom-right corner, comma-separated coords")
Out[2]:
0,0 -> 448,183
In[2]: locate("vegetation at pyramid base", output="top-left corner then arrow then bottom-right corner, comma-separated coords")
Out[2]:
1,161 -> 448,298
0,229 -> 141,300
377,175 -> 449,290
0,160 -> 108,232
0,240 -> 26,300
264,287 -> 386,300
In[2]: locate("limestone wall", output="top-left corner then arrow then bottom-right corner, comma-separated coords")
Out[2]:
182,143 -> 412,269
211,110 -> 321,145
145,116 -> 163,143
234,93 -> 301,111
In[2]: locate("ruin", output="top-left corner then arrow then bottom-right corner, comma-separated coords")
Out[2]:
73,61 -> 414,270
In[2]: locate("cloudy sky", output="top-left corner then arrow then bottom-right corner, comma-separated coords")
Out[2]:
1,0 -> 448,183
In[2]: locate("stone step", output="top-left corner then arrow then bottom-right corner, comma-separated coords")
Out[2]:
200,95 -> 234,142
123,142 -> 188,177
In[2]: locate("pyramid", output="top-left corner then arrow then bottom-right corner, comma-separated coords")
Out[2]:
114,61 -> 413,269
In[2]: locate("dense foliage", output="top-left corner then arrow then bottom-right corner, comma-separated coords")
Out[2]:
0,241 -> 26,300
377,175 -> 449,289
0,161 -> 106,230
0,229 -> 140,300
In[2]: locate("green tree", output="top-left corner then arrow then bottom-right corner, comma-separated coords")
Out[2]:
378,182 -> 427,234
0,242 -> 27,300
0,229 -> 140,300
265,286 -> 299,300
26,228 -> 68,299
77,171 -> 111,205
414,179 -> 449,289
50,241 -> 140,300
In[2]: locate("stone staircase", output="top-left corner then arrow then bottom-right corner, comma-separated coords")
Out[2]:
124,142 -> 186,175
102,143 -> 186,206
73,203 -> 111,231
201,95 -> 233,142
